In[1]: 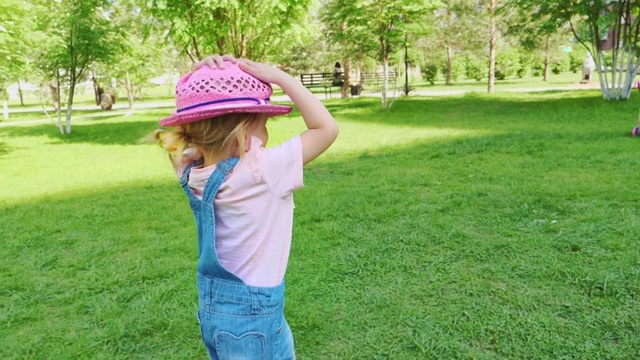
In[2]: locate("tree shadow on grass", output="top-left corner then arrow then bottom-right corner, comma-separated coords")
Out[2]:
1,92 -> 636,150
0,178 -> 204,358
0,141 -> 12,157
0,120 -> 160,146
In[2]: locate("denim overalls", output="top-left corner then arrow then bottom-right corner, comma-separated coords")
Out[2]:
181,158 -> 295,360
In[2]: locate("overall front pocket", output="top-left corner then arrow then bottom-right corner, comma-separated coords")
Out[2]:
215,331 -> 267,360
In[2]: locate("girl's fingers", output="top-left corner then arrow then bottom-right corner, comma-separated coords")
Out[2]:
192,57 -> 215,70
237,59 -> 261,74
193,54 -> 237,70
212,56 -> 225,68
236,59 -> 252,73
221,54 -> 237,63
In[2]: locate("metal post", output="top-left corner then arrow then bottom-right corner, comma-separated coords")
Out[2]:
404,33 -> 409,96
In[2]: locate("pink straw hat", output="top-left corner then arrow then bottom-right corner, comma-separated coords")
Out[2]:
160,61 -> 293,127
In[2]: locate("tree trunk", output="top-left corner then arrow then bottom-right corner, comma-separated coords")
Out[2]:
487,0 -> 496,94
55,69 -> 64,134
126,71 -> 135,112
2,100 -> 8,120
358,53 -> 365,88
63,68 -> 77,134
446,42 -> 453,85
17,79 -> 24,106
92,75 -> 100,106
50,81 -> 60,113
446,9 -> 453,86
575,0 -> 640,100
240,35 -> 247,58
404,33 -> 409,96
65,82 -> 75,134
341,20 -> 349,98
342,59 -> 350,98
544,37 -> 550,81
592,41 -> 638,101
382,57 -> 389,109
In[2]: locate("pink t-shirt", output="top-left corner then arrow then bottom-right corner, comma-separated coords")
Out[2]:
184,136 -> 303,287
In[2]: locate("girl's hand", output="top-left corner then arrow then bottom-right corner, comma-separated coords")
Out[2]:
192,54 -> 237,70
236,58 -> 289,86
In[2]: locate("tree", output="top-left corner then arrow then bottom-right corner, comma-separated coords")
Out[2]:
505,1 -> 568,82
432,0 -> 479,85
515,0 -> 640,100
321,0 -> 371,98
148,0 -> 313,62
33,0 -> 121,133
94,0 -> 172,113
0,0 -> 39,119
472,0 -> 518,93
323,0 -> 439,108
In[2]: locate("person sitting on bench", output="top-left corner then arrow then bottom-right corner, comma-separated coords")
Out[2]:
332,62 -> 344,87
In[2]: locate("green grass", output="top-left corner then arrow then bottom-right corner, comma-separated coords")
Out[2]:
1,90 -> 639,359
409,72 -> 595,92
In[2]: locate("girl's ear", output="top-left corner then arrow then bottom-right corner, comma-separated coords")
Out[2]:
245,133 -> 253,152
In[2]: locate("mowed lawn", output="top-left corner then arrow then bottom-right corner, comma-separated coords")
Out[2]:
1,91 -> 639,359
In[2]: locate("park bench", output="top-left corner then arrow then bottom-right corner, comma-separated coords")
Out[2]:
360,71 -> 398,92
300,73 -> 343,99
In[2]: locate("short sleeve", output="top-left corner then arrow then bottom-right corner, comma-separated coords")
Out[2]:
262,136 -> 304,197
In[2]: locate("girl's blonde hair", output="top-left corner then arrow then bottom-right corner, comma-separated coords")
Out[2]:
153,112 -> 267,167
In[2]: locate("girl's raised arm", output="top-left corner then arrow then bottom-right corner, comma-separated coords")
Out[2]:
238,59 -> 339,165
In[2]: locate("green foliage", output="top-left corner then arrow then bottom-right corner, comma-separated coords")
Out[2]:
551,56 -> 570,75
514,0 -> 640,99
34,0 -> 120,77
277,31 -> 335,74
0,0 -> 39,81
0,83 -> 8,101
568,51 -> 586,73
89,0 -> 178,104
390,45 -> 424,71
20,0 -> 125,132
516,52 -> 538,78
495,49 -> 521,80
516,63 -> 530,78
463,55 -> 487,81
421,63 -> 440,84
149,0 -> 313,61
322,0 -> 439,63
439,56 -> 465,82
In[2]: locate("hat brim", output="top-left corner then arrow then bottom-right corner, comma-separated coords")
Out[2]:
159,103 -> 293,127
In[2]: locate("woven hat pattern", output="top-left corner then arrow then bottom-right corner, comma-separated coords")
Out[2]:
160,62 -> 292,127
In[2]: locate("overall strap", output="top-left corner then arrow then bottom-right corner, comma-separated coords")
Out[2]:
180,161 -> 202,189
181,157 -> 242,283
202,157 -> 240,204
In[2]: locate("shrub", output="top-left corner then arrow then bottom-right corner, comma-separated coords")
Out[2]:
495,49 -> 521,80
517,53 -> 536,78
531,65 -> 544,77
516,64 -> 530,78
464,55 -> 487,81
421,63 -> 439,85
439,57 -> 465,83
569,53 -> 583,73
551,56 -> 570,74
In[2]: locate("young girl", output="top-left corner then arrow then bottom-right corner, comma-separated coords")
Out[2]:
154,55 -> 338,359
